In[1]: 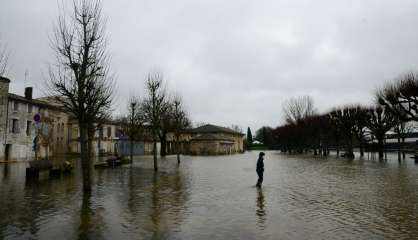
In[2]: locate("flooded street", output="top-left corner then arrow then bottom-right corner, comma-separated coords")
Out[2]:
1,151 -> 418,239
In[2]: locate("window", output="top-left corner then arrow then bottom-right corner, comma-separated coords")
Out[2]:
99,127 -> 104,138
13,101 -> 19,111
28,104 -> 33,113
11,119 -> 19,133
107,126 -> 112,138
26,121 -> 31,136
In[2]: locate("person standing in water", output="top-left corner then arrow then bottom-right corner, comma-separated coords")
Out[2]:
256,152 -> 265,188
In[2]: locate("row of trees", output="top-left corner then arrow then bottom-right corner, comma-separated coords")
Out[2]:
274,74 -> 418,160
120,73 -> 191,171
36,0 -> 190,193
245,126 -> 275,150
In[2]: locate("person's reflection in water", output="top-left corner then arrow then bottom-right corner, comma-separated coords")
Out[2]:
256,188 -> 267,230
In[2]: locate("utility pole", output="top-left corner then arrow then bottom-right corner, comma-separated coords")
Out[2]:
130,102 -> 136,164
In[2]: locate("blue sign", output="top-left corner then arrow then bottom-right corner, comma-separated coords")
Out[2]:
33,113 -> 41,122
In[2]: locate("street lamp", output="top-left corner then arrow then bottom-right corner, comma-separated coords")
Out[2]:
130,102 -> 136,164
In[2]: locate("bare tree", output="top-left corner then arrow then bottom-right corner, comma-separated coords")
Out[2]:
0,37 -> 9,76
377,72 -> 418,121
352,105 -> 369,157
158,100 -> 174,157
329,106 -> 358,158
126,97 -> 142,163
48,0 -> 113,192
230,125 -> 243,133
282,95 -> 315,124
172,95 -> 190,164
366,106 -> 397,160
141,72 -> 167,171
393,120 -> 416,160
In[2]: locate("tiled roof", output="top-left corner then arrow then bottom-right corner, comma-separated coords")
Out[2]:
8,93 -> 59,110
191,133 -> 234,141
187,124 -> 244,136
0,76 -> 10,83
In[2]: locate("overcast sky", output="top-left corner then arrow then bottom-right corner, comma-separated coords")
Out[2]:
1,0 -> 418,132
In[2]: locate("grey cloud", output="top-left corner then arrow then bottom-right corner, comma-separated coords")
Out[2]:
2,0 -> 418,132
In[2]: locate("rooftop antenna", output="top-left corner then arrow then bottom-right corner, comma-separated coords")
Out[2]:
24,69 -> 28,87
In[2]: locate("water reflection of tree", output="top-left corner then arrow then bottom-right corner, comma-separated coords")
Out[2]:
0,169 -> 78,239
2,163 -> 9,179
78,192 -> 93,240
256,188 -> 267,230
124,165 -> 190,238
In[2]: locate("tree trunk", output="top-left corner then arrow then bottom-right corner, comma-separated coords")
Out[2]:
130,138 -> 134,164
378,137 -> 384,160
160,136 -> 167,157
79,191 -> 92,239
397,136 -> 401,162
79,123 -> 91,193
153,138 -> 158,171
176,136 -> 181,164
402,137 -> 406,160
336,139 -> 340,157
346,137 -> 354,158
359,138 -> 364,157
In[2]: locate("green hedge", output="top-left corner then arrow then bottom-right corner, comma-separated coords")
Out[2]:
247,144 -> 269,150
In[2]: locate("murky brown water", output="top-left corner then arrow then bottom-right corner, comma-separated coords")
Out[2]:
1,151 -> 418,239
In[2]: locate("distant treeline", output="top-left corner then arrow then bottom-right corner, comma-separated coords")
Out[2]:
250,72 -> 418,160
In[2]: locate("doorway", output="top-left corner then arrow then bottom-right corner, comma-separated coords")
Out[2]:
4,144 -> 11,161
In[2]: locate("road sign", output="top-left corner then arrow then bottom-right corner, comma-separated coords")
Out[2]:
33,113 -> 41,123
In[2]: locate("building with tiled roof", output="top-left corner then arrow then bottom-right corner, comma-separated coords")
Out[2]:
0,77 -> 69,161
185,124 -> 244,155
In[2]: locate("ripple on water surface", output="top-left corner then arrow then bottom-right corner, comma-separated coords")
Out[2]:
1,152 -> 418,239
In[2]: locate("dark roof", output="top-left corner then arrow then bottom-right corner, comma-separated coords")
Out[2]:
0,76 -> 10,83
191,133 -> 234,141
8,93 -> 60,110
187,124 -> 244,136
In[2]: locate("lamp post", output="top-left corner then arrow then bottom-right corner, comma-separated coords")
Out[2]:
130,102 -> 136,164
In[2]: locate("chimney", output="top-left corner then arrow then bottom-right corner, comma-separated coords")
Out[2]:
24,87 -> 33,100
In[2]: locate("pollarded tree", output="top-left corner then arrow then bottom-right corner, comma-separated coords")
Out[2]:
303,114 -> 330,156
158,99 -> 174,157
393,120 -> 416,160
352,105 -> 369,157
140,72 -> 167,171
377,72 -> 418,121
48,0 -> 114,192
172,95 -> 191,164
126,97 -> 143,163
366,106 -> 397,159
329,107 -> 358,158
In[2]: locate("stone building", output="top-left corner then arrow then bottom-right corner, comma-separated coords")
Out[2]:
0,77 -> 69,161
179,124 -> 244,155
67,119 -> 121,156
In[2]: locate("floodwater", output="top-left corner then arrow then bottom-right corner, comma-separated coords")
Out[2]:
1,152 -> 418,240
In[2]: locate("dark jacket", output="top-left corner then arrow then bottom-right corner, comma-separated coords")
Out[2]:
256,157 -> 264,173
